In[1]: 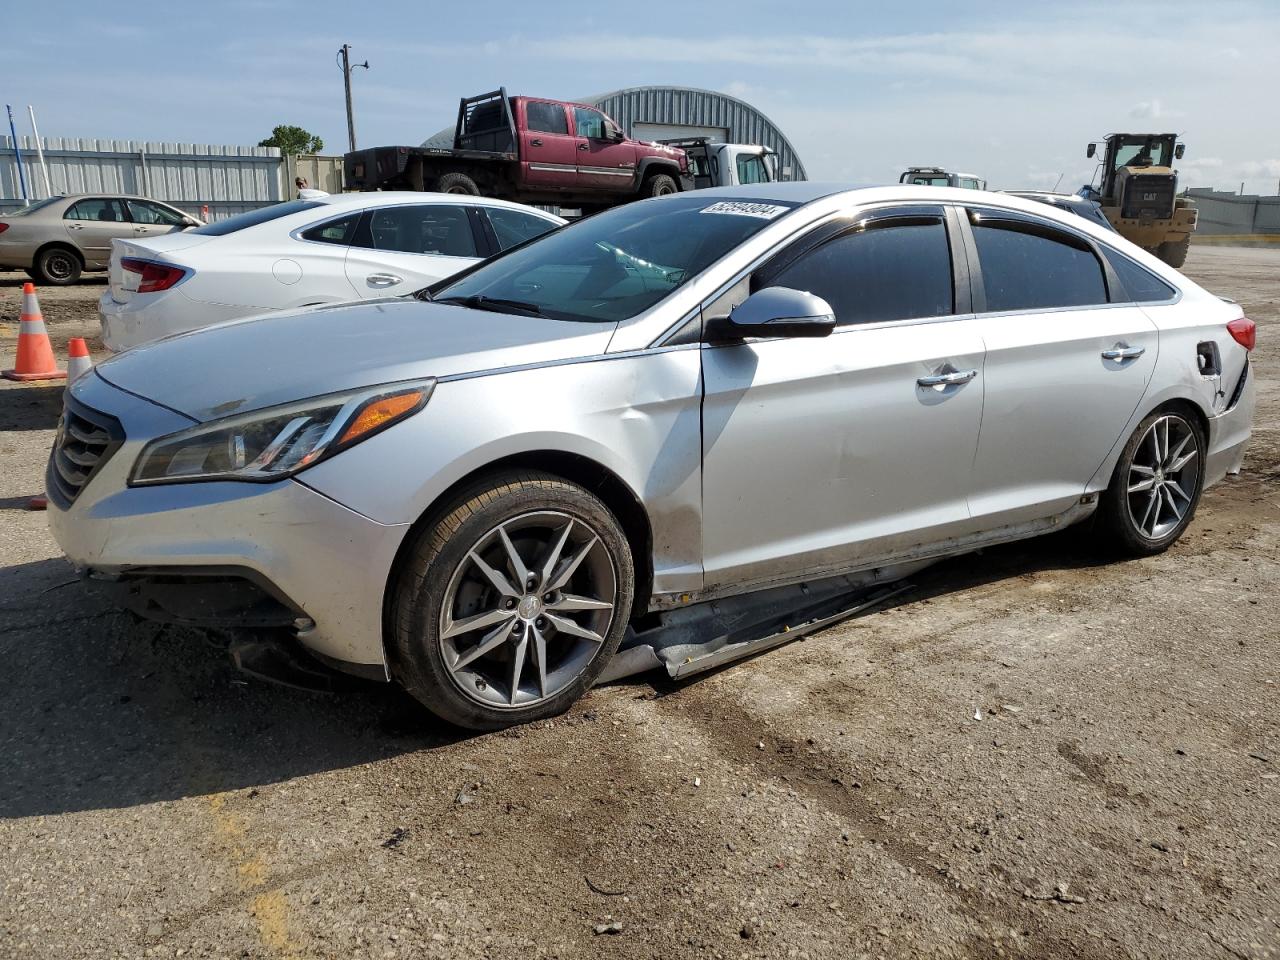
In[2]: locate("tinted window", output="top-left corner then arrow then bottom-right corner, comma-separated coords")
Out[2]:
573,107 -> 606,140
127,200 -> 187,226
486,208 -> 559,250
65,198 -> 127,223
972,220 -> 1107,311
767,220 -> 954,325
300,213 -> 359,245
526,101 -> 569,135
190,200 -> 321,236
360,205 -> 477,257
1102,247 -> 1177,302
736,155 -> 769,185
434,195 -> 798,324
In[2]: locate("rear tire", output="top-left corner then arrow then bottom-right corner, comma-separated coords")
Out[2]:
391,471 -> 634,730
641,173 -> 678,198
33,246 -> 82,285
433,172 -> 481,196
1096,408 -> 1205,557
1157,236 -> 1191,268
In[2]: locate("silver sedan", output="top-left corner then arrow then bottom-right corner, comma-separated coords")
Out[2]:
47,184 -> 1256,730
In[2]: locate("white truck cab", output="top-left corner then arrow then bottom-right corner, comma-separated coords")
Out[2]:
660,138 -> 779,187
899,166 -> 987,190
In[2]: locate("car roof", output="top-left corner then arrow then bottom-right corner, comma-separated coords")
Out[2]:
309,191 -> 564,220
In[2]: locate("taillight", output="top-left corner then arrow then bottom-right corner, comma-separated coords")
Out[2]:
0,223 -> 9,234
1227,317 -> 1256,352
121,257 -> 187,293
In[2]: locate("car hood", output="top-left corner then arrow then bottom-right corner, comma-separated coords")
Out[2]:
94,298 -> 616,422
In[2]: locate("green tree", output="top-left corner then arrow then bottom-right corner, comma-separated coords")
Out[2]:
258,124 -> 324,156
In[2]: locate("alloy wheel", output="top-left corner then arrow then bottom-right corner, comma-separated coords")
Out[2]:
1126,414 -> 1200,541
438,510 -> 617,709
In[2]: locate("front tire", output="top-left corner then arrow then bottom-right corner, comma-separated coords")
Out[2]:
641,173 -> 678,198
391,471 -> 634,730
33,246 -> 82,285
1096,409 -> 1205,556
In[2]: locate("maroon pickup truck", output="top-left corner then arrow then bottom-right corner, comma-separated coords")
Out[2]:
344,88 -> 692,208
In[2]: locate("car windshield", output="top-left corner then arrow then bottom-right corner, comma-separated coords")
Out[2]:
5,197 -> 63,217
188,199 -> 323,236
431,196 -> 799,323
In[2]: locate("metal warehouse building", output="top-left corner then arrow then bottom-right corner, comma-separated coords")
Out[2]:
424,85 -> 807,181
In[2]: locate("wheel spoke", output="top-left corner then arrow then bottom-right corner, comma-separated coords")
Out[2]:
442,606 -> 514,640
1130,464 -> 1156,478
469,550 -> 518,598
531,624 -> 548,697
1128,477 -> 1157,494
1149,426 -> 1162,465
1139,489 -> 1160,535
1169,448 -> 1198,473
538,521 -> 574,587
548,593 -> 613,612
1166,480 -> 1190,510
545,535 -> 599,593
452,618 -> 517,670
497,525 -> 531,587
545,612 -> 604,644
508,628 -> 529,705
1166,433 -> 1191,469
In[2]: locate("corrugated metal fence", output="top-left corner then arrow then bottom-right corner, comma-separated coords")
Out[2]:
1,137 -> 343,220
1185,188 -> 1280,238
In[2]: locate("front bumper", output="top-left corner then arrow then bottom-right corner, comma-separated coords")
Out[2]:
46,371 -> 409,671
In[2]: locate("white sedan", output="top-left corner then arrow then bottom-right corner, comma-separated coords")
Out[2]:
98,192 -> 564,351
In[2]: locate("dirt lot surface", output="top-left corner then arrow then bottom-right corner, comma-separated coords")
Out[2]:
1,251 -> 1277,960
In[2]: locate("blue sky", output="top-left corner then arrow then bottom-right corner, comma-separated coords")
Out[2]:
4,0 -> 1279,193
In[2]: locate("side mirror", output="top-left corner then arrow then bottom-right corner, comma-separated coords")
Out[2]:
607,123 -> 625,142
180,216 -> 199,228
709,287 -> 835,340
1086,143 -> 1096,159
1175,143 -> 1185,160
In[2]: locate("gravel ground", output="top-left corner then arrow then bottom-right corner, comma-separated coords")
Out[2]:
0,249 -> 1277,960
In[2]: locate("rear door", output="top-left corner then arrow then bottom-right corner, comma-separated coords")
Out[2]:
573,106 -> 636,191
700,205 -> 986,589
519,100 -> 578,190
959,206 -> 1159,526
63,198 -> 133,267
125,200 -> 190,240
343,203 -> 485,297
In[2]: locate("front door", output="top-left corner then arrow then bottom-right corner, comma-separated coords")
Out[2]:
62,197 -> 133,267
573,107 -> 636,190
519,100 -> 578,190
343,203 -> 485,298
125,200 -> 190,240
700,206 -> 985,591
960,208 -> 1159,526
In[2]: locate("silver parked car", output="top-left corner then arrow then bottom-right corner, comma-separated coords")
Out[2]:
0,194 -> 201,284
47,184 -> 1256,730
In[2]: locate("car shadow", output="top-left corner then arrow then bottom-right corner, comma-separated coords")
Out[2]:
0,557 -> 473,819
0,275 -> 107,288
0,383 -> 63,430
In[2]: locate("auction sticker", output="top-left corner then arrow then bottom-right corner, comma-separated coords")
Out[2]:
700,201 -> 790,219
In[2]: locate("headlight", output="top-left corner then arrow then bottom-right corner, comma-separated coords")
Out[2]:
130,379 -> 434,485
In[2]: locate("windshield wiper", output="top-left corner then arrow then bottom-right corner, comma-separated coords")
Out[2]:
435,295 -> 545,317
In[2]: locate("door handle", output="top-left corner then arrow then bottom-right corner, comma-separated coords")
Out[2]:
530,138 -> 543,146
67,223 -> 84,230
578,143 -> 589,151
1101,343 -> 1146,361
917,368 -> 978,388
366,273 -> 403,287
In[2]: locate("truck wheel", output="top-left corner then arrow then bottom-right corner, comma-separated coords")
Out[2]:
434,172 -> 481,196
390,470 -> 634,730
641,173 -> 678,198
1157,236 -> 1191,269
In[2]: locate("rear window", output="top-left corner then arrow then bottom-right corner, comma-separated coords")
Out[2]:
972,219 -> 1108,312
6,197 -> 63,217
190,200 -> 322,236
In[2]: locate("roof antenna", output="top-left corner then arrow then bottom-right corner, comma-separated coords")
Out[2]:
1051,172 -> 1064,192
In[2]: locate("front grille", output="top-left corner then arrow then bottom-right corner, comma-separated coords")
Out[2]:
1121,174 -> 1176,220
46,398 -> 123,507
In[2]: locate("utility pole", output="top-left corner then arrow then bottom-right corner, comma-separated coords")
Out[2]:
337,44 -> 368,153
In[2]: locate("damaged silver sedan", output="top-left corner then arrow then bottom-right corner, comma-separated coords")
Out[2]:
48,184 -> 1256,729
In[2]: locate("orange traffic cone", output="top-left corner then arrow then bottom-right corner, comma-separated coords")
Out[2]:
3,283 -> 66,381
66,337 -> 92,382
